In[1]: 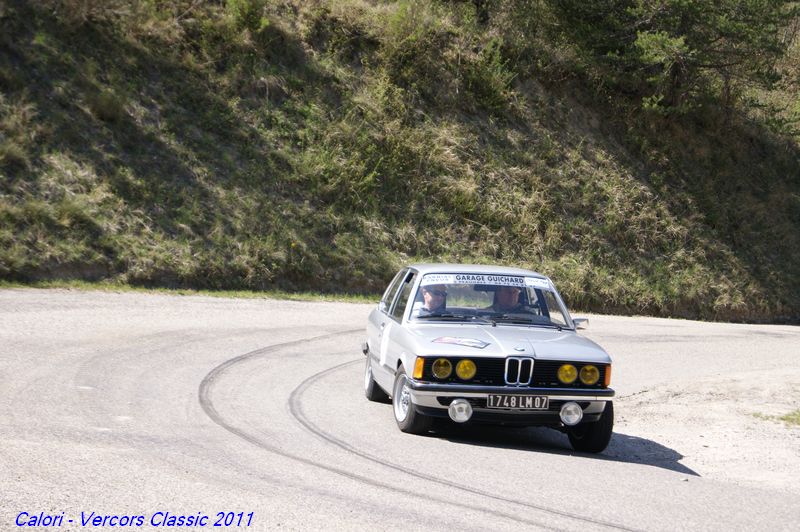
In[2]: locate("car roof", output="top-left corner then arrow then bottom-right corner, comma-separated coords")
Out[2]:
408,263 -> 548,279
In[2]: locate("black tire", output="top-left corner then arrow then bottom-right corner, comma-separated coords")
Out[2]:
364,356 -> 389,402
567,401 -> 614,453
392,365 -> 432,434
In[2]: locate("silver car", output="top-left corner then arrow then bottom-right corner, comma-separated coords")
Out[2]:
363,264 -> 615,453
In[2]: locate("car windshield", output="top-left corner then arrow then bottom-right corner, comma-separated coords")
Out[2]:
410,273 -> 571,328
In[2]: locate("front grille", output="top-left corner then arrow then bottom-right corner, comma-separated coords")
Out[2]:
504,357 -> 533,385
422,357 -> 607,389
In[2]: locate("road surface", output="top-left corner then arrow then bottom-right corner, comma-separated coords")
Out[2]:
1,289 -> 798,531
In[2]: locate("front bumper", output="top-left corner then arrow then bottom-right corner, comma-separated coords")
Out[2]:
408,380 -> 614,425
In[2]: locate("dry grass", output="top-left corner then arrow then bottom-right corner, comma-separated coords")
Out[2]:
781,410 -> 800,427
0,0 -> 798,321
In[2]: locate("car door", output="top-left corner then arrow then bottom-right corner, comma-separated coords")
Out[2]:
374,270 -> 417,390
367,269 -> 406,382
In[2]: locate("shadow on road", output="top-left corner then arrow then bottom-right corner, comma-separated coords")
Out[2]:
431,423 -> 699,477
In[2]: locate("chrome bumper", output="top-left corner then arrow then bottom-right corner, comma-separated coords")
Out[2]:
407,380 -> 614,411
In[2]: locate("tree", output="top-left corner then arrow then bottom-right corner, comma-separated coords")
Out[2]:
544,0 -> 800,112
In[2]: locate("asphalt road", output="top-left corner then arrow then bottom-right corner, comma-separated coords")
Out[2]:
1,289 -> 798,531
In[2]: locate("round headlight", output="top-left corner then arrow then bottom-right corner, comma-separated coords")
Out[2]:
455,359 -> 477,380
558,364 -> 577,384
579,365 -> 600,385
431,358 -> 452,379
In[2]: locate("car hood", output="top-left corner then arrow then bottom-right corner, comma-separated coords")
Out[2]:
406,323 -> 611,363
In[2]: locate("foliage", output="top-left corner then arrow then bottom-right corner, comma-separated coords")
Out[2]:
0,93 -> 39,173
38,0 -> 134,27
226,0 -> 269,33
545,0 -> 799,112
0,0 -> 798,321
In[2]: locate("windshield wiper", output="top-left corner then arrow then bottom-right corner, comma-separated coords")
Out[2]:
485,313 -> 563,330
534,322 -> 564,331
417,313 -> 492,323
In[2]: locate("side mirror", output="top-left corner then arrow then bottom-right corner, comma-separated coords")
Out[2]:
573,318 -> 589,330
378,301 -> 387,312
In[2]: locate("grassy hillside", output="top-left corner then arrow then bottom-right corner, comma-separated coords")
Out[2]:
1,0 -> 799,322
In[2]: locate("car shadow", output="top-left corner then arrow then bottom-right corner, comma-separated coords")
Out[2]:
429,423 -> 699,477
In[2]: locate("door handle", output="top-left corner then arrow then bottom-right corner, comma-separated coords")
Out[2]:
380,322 -> 386,330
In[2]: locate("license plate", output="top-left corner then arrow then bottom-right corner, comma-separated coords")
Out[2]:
487,395 -> 549,410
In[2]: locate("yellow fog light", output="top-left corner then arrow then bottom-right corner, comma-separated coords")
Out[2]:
455,359 -> 477,380
579,365 -> 600,385
431,358 -> 452,379
558,364 -> 577,384
413,357 -> 425,379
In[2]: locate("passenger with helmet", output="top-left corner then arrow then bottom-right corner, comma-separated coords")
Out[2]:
489,285 -> 525,313
418,284 -> 447,316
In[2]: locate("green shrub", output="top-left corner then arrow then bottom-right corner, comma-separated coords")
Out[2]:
464,37 -> 516,112
379,1 -> 451,101
0,140 -> 30,172
88,89 -> 126,123
42,0 -> 132,27
0,93 -> 38,173
226,0 -> 269,33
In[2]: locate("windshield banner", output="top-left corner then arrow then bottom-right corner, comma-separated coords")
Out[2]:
422,273 -> 551,289
524,277 -> 550,290
420,274 -> 456,286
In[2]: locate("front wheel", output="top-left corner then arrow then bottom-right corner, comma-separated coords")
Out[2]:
392,365 -> 432,434
567,401 -> 614,453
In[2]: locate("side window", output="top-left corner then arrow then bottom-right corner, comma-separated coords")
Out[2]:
391,272 -> 417,321
381,269 -> 407,312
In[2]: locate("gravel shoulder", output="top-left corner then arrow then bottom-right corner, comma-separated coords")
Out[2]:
612,369 -> 800,492
581,314 -> 800,493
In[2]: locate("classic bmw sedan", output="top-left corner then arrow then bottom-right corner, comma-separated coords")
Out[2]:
363,264 -> 615,453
